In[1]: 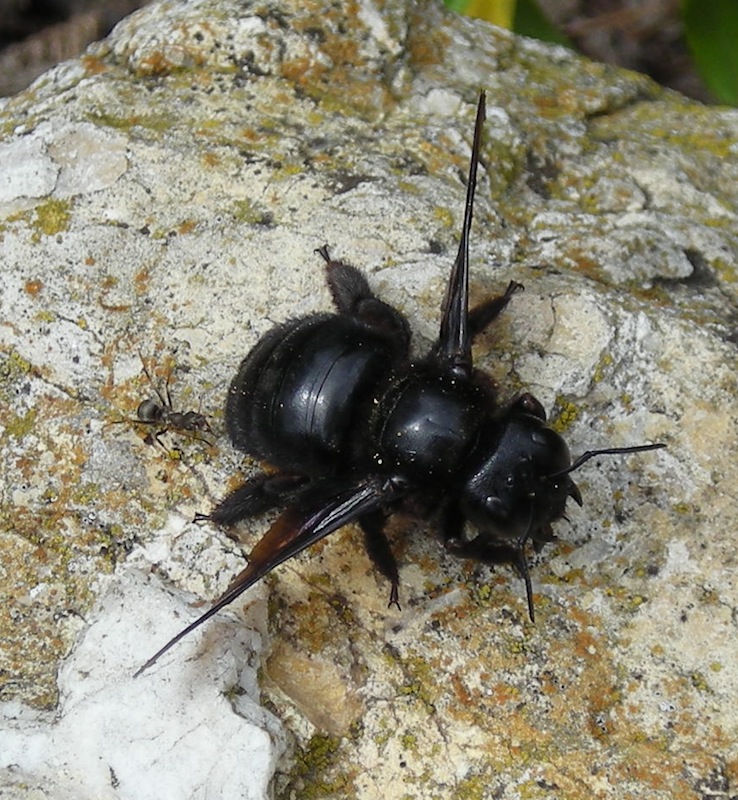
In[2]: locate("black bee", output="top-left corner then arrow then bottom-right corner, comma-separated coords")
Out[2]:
135,92 -> 664,676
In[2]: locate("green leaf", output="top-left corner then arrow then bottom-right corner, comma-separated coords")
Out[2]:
683,0 -> 738,106
513,0 -> 569,46
444,0 -> 471,13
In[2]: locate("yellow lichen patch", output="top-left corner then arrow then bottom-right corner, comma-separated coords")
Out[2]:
712,256 -> 738,284
433,205 -> 454,229
89,110 -> 176,134
34,198 -> 72,237
551,398 -> 579,432
592,352 -> 614,383
231,198 -> 273,225
6,407 -> 37,438
283,733 -> 356,800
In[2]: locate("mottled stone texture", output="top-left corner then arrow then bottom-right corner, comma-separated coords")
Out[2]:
0,0 -> 737,798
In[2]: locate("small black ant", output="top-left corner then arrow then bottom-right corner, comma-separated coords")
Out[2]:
111,353 -> 213,449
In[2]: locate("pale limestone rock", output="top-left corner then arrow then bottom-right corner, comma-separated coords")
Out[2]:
1,0 -> 737,798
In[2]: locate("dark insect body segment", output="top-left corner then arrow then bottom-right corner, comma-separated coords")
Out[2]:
135,92 -> 665,676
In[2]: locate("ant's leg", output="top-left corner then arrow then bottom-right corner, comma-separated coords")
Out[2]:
315,246 -> 410,350
161,358 -> 175,409
138,351 -> 170,409
358,509 -> 401,609
151,427 -> 171,450
196,473 -> 310,526
469,281 -> 524,340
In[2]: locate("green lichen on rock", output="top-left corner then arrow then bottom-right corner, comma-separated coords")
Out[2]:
34,198 -> 72,237
280,733 -> 353,799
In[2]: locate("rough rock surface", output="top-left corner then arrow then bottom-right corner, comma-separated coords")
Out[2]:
0,0 -> 737,798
